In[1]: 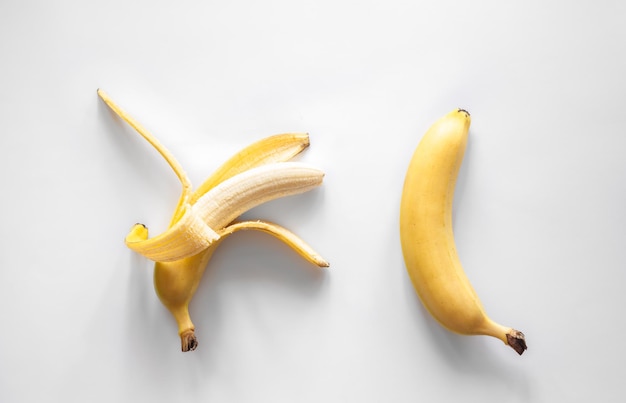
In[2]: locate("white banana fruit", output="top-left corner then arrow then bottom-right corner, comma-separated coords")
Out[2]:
126,162 -> 324,262
98,89 -> 328,351
399,109 -> 526,355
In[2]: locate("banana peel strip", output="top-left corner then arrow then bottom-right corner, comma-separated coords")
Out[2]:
220,221 -> 329,267
98,89 -> 217,261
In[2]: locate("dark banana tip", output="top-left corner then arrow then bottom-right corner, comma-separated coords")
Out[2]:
457,108 -> 470,117
180,329 -> 198,352
506,330 -> 527,355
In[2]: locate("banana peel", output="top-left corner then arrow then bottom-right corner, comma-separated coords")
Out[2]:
98,89 -> 328,351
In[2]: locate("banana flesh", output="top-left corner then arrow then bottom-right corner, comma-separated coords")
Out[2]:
194,162 -> 324,232
399,109 -> 526,355
98,89 -> 328,351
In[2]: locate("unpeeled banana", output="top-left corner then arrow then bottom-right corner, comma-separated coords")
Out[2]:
399,109 -> 526,355
98,89 -> 328,351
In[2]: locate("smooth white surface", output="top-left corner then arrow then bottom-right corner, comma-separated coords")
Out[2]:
1,0 -> 625,401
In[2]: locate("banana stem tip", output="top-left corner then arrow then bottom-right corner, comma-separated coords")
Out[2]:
506,329 -> 527,355
180,329 -> 198,352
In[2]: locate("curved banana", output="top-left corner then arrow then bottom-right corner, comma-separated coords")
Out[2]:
125,162 -> 324,262
98,89 -> 328,351
399,109 -> 526,355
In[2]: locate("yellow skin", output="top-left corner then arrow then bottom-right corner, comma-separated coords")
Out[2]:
399,109 -> 526,355
98,89 -> 328,352
154,241 -> 219,352
155,146 -> 329,351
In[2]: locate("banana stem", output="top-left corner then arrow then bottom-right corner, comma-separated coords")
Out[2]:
180,329 -> 198,352
506,329 -> 527,355
483,318 -> 527,355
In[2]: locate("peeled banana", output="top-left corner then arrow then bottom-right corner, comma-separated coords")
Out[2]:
399,109 -> 526,355
98,89 -> 328,351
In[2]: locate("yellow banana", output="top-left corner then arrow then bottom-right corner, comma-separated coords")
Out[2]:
98,89 -> 328,351
399,109 -> 526,355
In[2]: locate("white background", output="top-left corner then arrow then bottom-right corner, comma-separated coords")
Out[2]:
1,1 -> 625,402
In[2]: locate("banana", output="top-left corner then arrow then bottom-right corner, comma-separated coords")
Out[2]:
399,109 -> 526,355
98,89 -> 328,351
